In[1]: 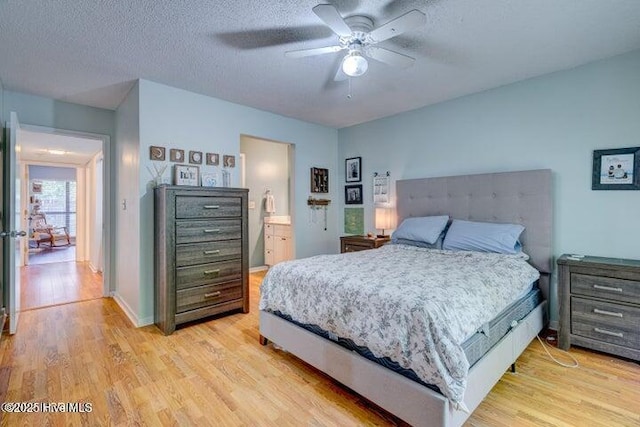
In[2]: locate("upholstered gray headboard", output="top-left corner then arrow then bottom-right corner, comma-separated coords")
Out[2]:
396,169 -> 553,299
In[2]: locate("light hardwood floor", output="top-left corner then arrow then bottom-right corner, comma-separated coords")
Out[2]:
0,271 -> 638,426
20,261 -> 103,311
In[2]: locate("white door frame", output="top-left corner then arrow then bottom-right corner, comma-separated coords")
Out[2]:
20,124 -> 112,297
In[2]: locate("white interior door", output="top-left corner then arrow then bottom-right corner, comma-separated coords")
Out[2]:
4,112 -> 26,334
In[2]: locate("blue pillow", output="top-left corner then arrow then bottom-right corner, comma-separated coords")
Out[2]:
391,216 -> 449,245
442,219 -> 524,254
391,237 -> 443,250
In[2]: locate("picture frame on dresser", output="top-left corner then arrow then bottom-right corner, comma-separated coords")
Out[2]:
592,146 -> 640,190
174,164 -> 200,186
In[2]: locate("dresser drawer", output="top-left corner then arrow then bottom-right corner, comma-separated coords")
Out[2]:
176,240 -> 242,267
571,297 -> 640,350
176,281 -> 243,313
571,273 -> 640,304
175,196 -> 241,219
176,260 -> 242,290
176,219 -> 242,244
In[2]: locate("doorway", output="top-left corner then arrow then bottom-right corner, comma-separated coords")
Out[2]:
240,135 -> 295,270
18,127 -> 107,310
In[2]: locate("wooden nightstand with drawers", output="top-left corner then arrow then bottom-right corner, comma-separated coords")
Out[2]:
340,235 -> 390,253
558,254 -> 640,361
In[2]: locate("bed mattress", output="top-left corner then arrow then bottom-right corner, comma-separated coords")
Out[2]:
271,286 -> 541,392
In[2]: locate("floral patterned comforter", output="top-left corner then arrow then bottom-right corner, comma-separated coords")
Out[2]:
259,244 -> 540,406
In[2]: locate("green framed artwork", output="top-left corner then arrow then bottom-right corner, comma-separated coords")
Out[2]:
344,207 -> 364,235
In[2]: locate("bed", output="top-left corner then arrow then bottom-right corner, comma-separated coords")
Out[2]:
259,169 -> 552,427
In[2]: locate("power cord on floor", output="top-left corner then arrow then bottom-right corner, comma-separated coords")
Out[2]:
536,335 -> 579,368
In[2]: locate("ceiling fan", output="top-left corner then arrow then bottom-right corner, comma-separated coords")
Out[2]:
285,4 -> 426,80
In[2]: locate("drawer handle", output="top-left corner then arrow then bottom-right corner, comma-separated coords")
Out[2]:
204,250 -> 221,255
204,291 -> 221,299
203,229 -> 221,233
593,284 -> 623,293
204,269 -> 220,275
593,308 -> 623,318
594,327 -> 623,338
281,237 -> 287,241
203,205 -> 220,209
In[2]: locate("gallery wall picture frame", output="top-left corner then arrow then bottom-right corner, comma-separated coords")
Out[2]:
174,164 -> 200,186
373,172 -> 390,204
189,150 -> 203,164
345,184 -> 363,204
311,167 -> 329,193
206,153 -> 220,166
592,146 -> 640,190
31,181 -> 43,194
150,145 -> 166,161
345,157 -> 362,182
170,148 -> 185,163
223,155 -> 236,168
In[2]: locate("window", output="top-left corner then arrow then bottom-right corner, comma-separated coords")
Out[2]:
32,179 -> 77,236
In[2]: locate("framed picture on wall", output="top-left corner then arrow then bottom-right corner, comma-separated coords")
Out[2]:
345,157 -> 361,182
311,167 -> 329,193
592,146 -> 640,190
174,164 -> 199,186
345,184 -> 363,204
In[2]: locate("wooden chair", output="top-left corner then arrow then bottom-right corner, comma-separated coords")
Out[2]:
30,213 -> 71,248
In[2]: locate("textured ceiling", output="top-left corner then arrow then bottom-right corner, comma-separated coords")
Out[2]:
1,0 -> 639,128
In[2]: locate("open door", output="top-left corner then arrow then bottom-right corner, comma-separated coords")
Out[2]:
2,112 -> 26,334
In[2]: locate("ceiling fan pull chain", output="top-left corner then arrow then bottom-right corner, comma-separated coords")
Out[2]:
347,78 -> 352,99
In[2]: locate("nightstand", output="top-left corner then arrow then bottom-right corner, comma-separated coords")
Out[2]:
340,235 -> 390,253
557,254 -> 640,361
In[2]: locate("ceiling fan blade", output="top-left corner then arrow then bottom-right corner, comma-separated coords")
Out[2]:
365,46 -> 415,68
312,4 -> 352,37
367,10 -> 426,43
285,45 -> 344,58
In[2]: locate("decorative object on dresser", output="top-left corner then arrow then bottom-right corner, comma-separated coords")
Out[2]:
345,157 -> 361,182
154,185 -> 249,335
558,254 -> 640,361
591,146 -> 639,190
340,235 -> 389,253
264,221 -> 293,266
174,164 -> 200,186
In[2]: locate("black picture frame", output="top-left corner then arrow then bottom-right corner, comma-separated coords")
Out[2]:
592,147 -> 640,190
345,184 -> 363,204
345,157 -> 362,182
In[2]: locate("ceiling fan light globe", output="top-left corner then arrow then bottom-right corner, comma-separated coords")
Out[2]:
342,53 -> 368,77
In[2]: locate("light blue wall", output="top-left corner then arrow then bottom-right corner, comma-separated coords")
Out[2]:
137,80 -> 338,322
241,135 -> 291,268
338,50 -> 640,323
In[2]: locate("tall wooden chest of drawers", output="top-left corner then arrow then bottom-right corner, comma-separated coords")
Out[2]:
558,254 -> 640,361
155,185 -> 249,335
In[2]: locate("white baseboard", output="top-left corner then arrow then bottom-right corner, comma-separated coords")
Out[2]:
112,293 -> 154,327
250,265 -> 269,273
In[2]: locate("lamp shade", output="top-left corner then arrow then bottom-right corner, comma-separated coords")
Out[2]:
375,207 -> 395,235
